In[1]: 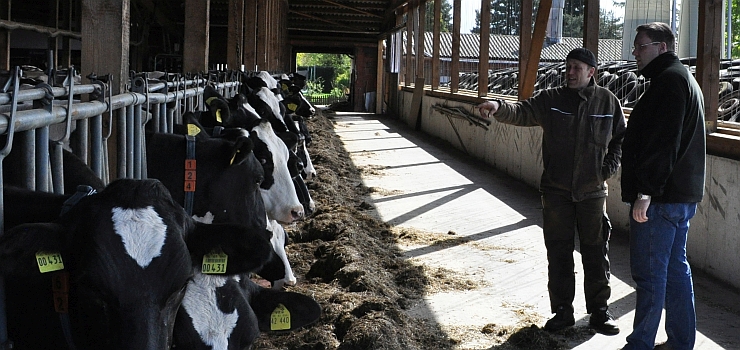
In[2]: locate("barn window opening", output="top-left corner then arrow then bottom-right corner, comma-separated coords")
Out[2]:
295,53 -> 352,108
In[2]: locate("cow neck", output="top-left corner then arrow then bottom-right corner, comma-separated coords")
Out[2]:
53,185 -> 94,350
184,135 -> 197,216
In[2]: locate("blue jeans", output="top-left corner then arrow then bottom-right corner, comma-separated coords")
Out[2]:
624,202 -> 697,350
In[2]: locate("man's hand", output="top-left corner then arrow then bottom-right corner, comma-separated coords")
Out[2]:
632,197 -> 650,223
477,101 -> 499,119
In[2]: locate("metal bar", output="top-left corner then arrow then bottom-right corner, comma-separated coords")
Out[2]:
36,126 -> 50,192
126,105 -> 134,179
117,108 -> 126,179
20,130 -> 35,189
90,114 -> 103,181
133,103 -> 142,179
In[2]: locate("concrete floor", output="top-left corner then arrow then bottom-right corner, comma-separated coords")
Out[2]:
330,111 -> 740,350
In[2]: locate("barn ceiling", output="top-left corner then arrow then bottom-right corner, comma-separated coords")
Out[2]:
288,0 -> 393,40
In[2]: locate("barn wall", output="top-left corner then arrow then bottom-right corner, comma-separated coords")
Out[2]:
395,89 -> 740,290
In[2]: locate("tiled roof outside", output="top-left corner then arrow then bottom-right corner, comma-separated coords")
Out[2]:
406,32 -> 624,63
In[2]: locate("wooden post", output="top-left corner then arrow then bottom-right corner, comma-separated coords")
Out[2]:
416,0 -> 425,83
518,0 -> 533,100
696,0 -> 722,133
583,0 -> 599,60
450,0 -> 461,93
478,0 -> 490,97
0,1 -> 8,71
405,3 -> 414,86
81,0 -> 129,93
431,0 -> 441,90
519,0 -> 552,100
227,0 -> 245,70
244,0 -> 257,71
183,0 -> 210,73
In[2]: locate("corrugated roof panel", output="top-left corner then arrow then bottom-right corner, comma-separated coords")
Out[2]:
416,32 -> 623,62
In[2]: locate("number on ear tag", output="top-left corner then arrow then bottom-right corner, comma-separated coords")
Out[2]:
201,252 -> 228,274
270,303 -> 291,331
36,252 -> 65,273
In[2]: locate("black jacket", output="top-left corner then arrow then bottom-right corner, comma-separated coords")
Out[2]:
620,52 -> 706,203
494,78 -> 627,201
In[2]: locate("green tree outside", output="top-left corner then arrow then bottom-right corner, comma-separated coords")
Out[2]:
296,53 -> 352,97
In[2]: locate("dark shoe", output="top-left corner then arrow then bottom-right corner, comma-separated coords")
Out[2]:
589,306 -> 620,335
544,306 -> 575,332
654,342 -> 673,350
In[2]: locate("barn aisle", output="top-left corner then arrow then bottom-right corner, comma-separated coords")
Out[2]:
329,110 -> 740,350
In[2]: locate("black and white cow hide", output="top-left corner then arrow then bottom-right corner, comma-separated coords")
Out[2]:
172,273 -> 320,350
0,179 -> 274,350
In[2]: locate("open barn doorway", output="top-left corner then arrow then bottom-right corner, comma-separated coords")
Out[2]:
295,52 -> 354,111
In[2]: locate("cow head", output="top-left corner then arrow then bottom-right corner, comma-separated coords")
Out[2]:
0,179 -> 274,350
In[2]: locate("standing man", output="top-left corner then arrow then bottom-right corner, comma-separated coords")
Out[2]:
621,22 -> 706,350
478,47 -> 625,335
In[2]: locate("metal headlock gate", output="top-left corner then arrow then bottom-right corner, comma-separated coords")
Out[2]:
0,67 -> 243,349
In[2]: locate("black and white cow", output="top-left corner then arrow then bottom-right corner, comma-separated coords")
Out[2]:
174,114 -> 301,288
172,273 -> 320,349
0,179 -> 275,350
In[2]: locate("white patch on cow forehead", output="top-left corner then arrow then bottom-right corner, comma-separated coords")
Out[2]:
256,87 -> 283,123
258,71 -> 278,90
192,212 -> 214,224
183,273 -> 239,349
111,206 -> 167,268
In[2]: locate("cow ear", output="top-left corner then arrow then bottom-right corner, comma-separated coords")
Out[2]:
230,134 -> 255,164
0,223 -> 68,277
250,286 -> 322,333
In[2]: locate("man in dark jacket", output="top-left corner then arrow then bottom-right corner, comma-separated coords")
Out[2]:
620,22 -> 706,350
478,48 -> 626,335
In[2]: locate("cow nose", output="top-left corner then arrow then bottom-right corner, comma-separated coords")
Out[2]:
291,208 -> 304,221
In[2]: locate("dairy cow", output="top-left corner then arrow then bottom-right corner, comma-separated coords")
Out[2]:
0,179 -> 275,350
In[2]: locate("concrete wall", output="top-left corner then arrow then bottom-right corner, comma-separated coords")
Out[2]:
395,90 -> 740,290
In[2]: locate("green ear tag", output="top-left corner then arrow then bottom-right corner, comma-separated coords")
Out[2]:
201,252 -> 227,274
36,252 -> 65,273
270,303 -> 291,331
187,124 -> 201,136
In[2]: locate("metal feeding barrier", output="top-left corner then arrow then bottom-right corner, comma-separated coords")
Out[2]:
0,66 -> 245,349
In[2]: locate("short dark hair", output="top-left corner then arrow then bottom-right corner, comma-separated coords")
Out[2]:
636,22 -> 676,52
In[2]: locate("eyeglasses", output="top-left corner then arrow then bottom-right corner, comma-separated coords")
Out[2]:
631,42 -> 661,51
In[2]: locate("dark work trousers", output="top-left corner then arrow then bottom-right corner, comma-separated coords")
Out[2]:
542,192 -> 612,314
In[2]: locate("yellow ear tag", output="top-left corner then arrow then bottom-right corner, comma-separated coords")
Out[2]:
282,83 -> 289,91
36,251 -> 65,273
270,303 -> 291,331
187,124 -> 201,136
205,96 -> 218,106
287,103 -> 298,112
201,251 -> 228,274
216,109 -> 222,123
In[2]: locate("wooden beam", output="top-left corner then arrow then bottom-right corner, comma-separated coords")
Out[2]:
405,4 -> 414,86
518,0 -> 532,98
696,0 -> 722,133
183,0 -> 210,73
431,0 -> 441,90
416,0 -> 425,81
583,0 -> 599,59
450,0 -> 460,93
519,0 -> 552,99
478,0 -> 490,97
244,0 -> 257,70
376,37 -> 384,113
320,0 -> 383,18
227,0 -> 245,70
81,0 -> 129,94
